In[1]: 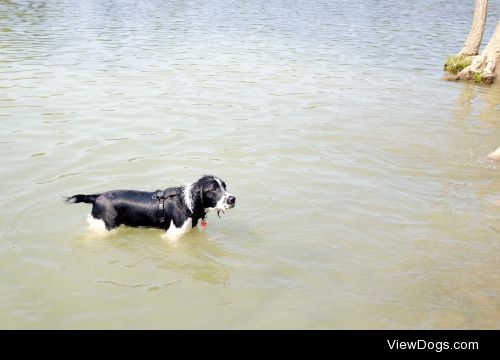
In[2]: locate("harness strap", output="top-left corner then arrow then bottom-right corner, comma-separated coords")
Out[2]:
152,187 -> 194,227
152,190 -> 167,225
158,197 -> 165,224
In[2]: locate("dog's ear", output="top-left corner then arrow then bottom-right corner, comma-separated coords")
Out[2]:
191,186 -> 203,207
198,189 -> 203,205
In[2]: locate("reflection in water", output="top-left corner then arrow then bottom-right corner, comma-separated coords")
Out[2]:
149,232 -> 233,285
453,83 -> 477,121
454,82 -> 500,126
71,228 -> 233,286
478,87 -> 500,125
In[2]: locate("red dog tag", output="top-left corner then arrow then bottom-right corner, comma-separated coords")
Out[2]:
201,220 -> 207,230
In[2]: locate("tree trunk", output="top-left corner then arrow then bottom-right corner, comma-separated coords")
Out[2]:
446,21 -> 500,84
460,0 -> 488,56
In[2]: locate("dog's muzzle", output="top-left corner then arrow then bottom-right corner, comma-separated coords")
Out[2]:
226,195 -> 236,208
214,192 -> 236,211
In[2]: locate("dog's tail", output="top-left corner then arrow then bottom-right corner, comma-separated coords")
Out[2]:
66,194 -> 100,204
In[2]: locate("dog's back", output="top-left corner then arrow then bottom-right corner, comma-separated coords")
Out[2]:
67,189 -> 182,230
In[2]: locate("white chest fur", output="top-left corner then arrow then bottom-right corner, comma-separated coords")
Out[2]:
162,218 -> 193,241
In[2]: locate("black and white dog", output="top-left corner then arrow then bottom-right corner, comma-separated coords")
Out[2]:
66,175 -> 235,240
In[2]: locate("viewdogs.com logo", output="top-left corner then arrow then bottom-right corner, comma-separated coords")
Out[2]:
387,339 -> 479,352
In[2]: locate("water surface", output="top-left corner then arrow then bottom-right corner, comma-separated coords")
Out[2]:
1,0 -> 499,329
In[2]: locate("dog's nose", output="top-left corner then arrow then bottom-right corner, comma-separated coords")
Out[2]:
227,196 -> 236,206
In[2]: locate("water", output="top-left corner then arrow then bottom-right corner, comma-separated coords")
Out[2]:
1,0 -> 499,329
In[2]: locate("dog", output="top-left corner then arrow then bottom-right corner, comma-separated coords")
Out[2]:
66,175 -> 235,240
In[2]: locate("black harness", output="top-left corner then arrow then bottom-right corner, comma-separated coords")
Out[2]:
152,187 -> 197,227
152,189 -> 178,226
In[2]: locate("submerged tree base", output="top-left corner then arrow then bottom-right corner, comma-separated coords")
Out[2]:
443,55 -> 493,84
444,21 -> 500,85
443,53 -> 497,84
444,55 -> 472,74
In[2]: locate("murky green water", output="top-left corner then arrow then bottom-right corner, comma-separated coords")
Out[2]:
1,0 -> 499,329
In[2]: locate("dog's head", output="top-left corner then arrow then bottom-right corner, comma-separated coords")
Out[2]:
188,175 -> 235,213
